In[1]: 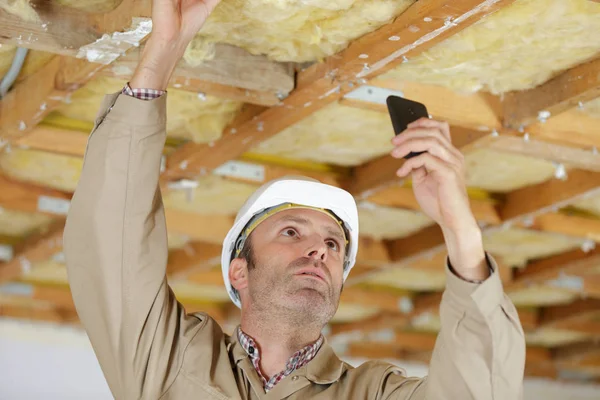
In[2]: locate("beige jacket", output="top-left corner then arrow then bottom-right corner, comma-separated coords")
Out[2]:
64,92 -> 526,400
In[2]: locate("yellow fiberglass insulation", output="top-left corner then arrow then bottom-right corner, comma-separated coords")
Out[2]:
358,202 -> 433,240
0,208 -> 54,238
56,77 -> 243,143
0,45 -> 54,84
465,148 -> 557,193
193,0 -> 415,63
0,147 -> 82,192
56,0 -> 122,13
250,102 -> 395,166
163,175 -> 258,215
0,0 -> 39,22
380,0 -> 600,94
507,286 -> 578,307
363,267 -> 447,292
579,97 -> 600,120
483,227 -> 586,268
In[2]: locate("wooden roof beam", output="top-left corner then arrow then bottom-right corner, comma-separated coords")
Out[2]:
101,44 -> 295,106
0,0 -> 150,58
341,80 -> 503,131
342,81 -> 600,173
0,173 -> 71,216
503,56 -> 600,129
500,169 -> 600,222
162,0 -> 517,180
0,0 -> 152,142
0,54 -> 109,141
380,170 -> 600,266
0,218 -> 64,283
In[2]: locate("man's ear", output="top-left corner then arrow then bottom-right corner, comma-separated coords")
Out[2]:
229,258 -> 249,292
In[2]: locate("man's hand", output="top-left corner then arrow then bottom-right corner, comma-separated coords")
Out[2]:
131,0 -> 222,90
151,0 -> 221,45
390,118 -> 488,280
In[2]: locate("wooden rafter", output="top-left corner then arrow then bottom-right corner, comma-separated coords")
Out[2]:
343,79 -> 503,131
500,169 -> 600,222
0,0 -> 150,58
503,56 -> 600,129
349,126 -> 491,196
0,218 -> 64,283
101,44 -> 295,106
0,0 -> 153,142
0,173 -> 71,216
0,55 -> 107,141
163,0 -> 517,180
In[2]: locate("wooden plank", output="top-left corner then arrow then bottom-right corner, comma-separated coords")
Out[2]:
164,209 -> 233,245
339,288 -> 410,313
500,169 -> 600,222
528,108 -> 600,150
0,55 -> 105,141
0,0 -> 150,59
511,248 -> 600,290
356,237 -> 392,266
167,242 -> 222,277
163,0 -> 516,179
103,43 -> 295,99
467,133 -> 600,172
385,225 -> 445,264
15,125 -> 347,188
341,81 -> 600,173
14,125 -> 89,158
349,126 -> 490,196
529,213 -> 600,241
539,298 -> 600,327
0,303 -> 79,324
0,174 -> 72,216
0,219 -> 64,283
553,341 -> 600,364
503,57 -> 600,129
187,268 -> 228,287
347,80 -> 503,131
365,184 -> 501,225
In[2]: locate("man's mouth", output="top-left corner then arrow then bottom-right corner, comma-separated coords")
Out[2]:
295,269 -> 326,282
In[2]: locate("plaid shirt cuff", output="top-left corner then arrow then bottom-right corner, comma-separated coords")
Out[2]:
122,83 -> 166,100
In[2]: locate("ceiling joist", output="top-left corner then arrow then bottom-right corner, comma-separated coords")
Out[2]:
0,0 -> 150,59
162,0 -> 517,180
503,56 -> 600,129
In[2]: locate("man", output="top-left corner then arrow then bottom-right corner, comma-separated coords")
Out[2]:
64,0 -> 525,399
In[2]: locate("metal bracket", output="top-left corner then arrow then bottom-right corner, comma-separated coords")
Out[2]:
37,196 -> 70,215
214,160 -> 265,183
343,85 -> 405,105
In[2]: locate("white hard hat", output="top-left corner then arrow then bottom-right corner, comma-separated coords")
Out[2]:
221,176 -> 359,308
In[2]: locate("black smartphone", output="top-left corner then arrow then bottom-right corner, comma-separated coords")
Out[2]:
386,95 -> 429,159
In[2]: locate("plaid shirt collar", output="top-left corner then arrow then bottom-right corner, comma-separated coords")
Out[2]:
236,326 -> 324,392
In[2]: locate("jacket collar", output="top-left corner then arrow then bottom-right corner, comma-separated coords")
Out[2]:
304,336 -> 348,384
228,330 -> 347,384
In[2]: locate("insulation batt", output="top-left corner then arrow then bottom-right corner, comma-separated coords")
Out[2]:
56,77 -> 243,143
381,0 -> 600,94
190,0 -> 415,62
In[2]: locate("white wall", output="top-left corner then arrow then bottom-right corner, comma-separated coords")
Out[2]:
1,318 -> 599,400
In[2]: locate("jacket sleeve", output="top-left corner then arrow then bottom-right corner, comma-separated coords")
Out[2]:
64,92 -> 204,400
379,254 -> 525,400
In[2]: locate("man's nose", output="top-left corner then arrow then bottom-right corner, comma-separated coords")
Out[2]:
306,237 -> 328,261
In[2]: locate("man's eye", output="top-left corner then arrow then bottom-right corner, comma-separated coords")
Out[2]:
326,240 -> 339,251
283,228 -> 298,237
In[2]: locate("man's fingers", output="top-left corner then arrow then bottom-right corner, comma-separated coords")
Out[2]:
396,152 -> 460,180
392,136 -> 460,167
392,131 -> 464,167
406,118 -> 451,141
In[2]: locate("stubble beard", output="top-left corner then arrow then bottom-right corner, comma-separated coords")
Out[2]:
248,256 -> 341,329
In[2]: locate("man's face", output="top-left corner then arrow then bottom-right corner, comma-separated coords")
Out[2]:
240,208 -> 346,325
